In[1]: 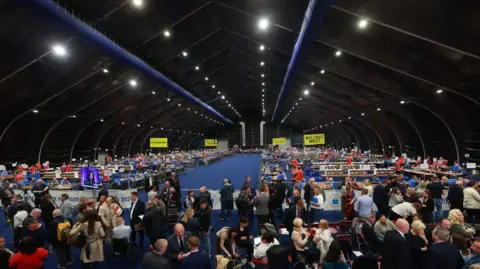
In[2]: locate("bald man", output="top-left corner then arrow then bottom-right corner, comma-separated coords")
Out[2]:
195,186 -> 212,210
143,239 -> 172,269
381,218 -> 412,269
166,224 -> 190,269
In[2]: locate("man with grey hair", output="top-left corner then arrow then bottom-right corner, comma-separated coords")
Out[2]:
426,226 -> 464,269
58,193 -> 73,220
48,209 -> 73,268
219,178 -> 234,220
142,239 -> 172,269
22,208 -> 42,228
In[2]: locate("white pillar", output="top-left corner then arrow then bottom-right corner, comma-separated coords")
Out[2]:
239,122 -> 246,147
260,121 -> 266,146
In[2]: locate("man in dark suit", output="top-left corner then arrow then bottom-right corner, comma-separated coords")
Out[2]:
283,199 -> 306,235
129,191 -> 145,248
142,239 -> 172,269
144,173 -> 158,193
7,194 -> 32,220
446,178 -> 464,211
143,201 -> 166,247
303,178 -> 314,217
166,223 -> 190,269
373,180 -> 389,216
181,236 -> 210,269
426,226 -> 464,269
362,213 -> 383,254
381,218 -> 412,269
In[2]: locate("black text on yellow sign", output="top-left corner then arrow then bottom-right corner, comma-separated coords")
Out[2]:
272,137 -> 286,145
204,139 -> 218,147
150,137 -> 168,148
303,133 -> 325,145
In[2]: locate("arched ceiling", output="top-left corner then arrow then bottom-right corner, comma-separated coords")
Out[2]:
0,0 -> 479,164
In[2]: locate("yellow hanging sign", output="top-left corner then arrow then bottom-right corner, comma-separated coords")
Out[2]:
204,139 -> 218,147
150,137 -> 168,148
272,137 -> 286,145
303,133 -> 325,145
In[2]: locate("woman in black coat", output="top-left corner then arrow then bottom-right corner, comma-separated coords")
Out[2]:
421,190 -> 434,224
40,194 -> 56,226
406,220 -> 428,269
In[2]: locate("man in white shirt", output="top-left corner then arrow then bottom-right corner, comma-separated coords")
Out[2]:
253,233 -> 279,263
13,210 -> 28,239
113,218 -> 132,240
390,202 -> 421,221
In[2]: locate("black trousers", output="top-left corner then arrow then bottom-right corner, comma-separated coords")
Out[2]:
465,209 -> 480,224
450,201 -> 463,211
236,239 -> 253,261
130,223 -> 144,247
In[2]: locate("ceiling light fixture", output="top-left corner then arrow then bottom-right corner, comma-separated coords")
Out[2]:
400,100 -> 406,104
164,30 -> 171,38
311,82 -> 315,86
436,89 -> 443,94
132,0 -> 143,7
152,91 -> 155,94
361,113 -> 365,116
100,119 -> 104,122
358,19 -> 369,29
260,61 -> 265,66
335,50 -> 342,57
261,74 -> 265,77
258,18 -> 270,30
129,79 -> 137,87
262,82 -> 265,86
320,69 -> 325,74
303,89 -> 310,95
377,108 -> 381,111
52,44 -> 67,57
182,51 -> 188,57
102,69 -> 109,73
195,66 -> 199,71
221,95 -> 225,99
167,98 -> 170,101
32,109 -> 39,113
259,45 -> 265,51
205,77 -> 208,81
212,85 -> 215,88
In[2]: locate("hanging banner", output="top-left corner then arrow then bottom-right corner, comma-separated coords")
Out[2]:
304,133 -> 325,145
205,139 -> 218,147
272,137 -> 286,145
150,137 -> 168,148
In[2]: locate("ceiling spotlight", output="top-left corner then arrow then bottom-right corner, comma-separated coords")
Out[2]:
32,109 -> 39,113
164,30 -> 171,37
132,0 -> 143,7
178,103 -> 182,107
259,45 -> 265,51
260,61 -> 265,66
320,69 -> 325,74
436,89 -> 443,94
361,113 -> 365,116
303,89 -> 310,95
295,103 -> 298,105
262,82 -> 265,86
262,94 -> 264,97
100,119 -> 104,122
195,66 -> 200,71
358,19 -> 369,29
72,115 -> 76,118
339,120 -> 342,122
212,85 -> 216,88
151,126 -> 153,129
228,104 -> 231,107
311,82 -> 315,86
377,108 -> 381,111
400,100 -> 406,104
102,69 -> 109,73
122,122 -> 125,125
205,77 -> 209,81
348,117 -> 351,119
258,18 -> 270,30
182,51 -> 188,57
335,50 -> 342,57
167,98 -> 170,101
261,74 -> 265,77
152,91 -> 156,94
137,124 -> 140,127
217,91 -> 221,94
52,44 -> 67,57
262,89 -> 265,92
221,95 -> 225,99
129,79 -> 137,87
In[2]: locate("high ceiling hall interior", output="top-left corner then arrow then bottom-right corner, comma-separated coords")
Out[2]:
1,0 -> 479,164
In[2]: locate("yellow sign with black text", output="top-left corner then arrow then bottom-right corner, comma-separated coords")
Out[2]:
303,133 -> 325,145
150,137 -> 168,148
204,139 -> 218,147
272,137 -> 286,145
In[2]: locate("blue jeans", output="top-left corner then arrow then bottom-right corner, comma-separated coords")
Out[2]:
199,230 -> 211,255
220,201 -> 232,219
311,208 -> 323,223
434,198 -> 443,220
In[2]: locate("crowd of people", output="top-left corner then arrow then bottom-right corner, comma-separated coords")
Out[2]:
0,152 -> 480,269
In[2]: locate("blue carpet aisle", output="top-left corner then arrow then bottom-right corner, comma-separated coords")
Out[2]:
0,153 -> 263,269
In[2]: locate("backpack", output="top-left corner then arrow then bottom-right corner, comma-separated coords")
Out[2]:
67,224 -> 87,248
57,220 -> 72,241
235,192 -> 249,209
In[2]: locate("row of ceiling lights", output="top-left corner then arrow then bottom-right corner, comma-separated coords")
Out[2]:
257,18 -> 270,117
304,116 -> 353,133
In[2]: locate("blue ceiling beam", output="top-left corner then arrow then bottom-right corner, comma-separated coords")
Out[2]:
271,0 -> 333,122
24,0 -> 233,124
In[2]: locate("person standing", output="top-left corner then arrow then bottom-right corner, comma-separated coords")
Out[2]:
129,191 -> 145,248
195,200 -> 211,256
181,236 -> 210,269
405,220 -> 428,269
303,178 -> 314,220
373,180 -> 389,216
426,226 -> 464,269
69,209 -> 105,269
311,185 -> 325,223
343,186 -> 355,220
32,180 -> 48,208
194,186 -> 213,211
355,188 -> 374,219
142,239 -> 172,269
463,180 -> 480,224
143,201 -> 166,247
254,185 -> 270,226
58,193 -> 73,222
236,186 -> 252,218
219,179 -> 234,221
361,214 -> 383,255
275,178 -> 288,218
426,176 -> 445,221
421,190 -> 434,224
48,209 -> 73,268
40,194 -> 56,227
381,218 -> 412,269
166,224 -> 190,269
283,199 -> 306,235
0,182 -> 14,219
447,178 -> 464,211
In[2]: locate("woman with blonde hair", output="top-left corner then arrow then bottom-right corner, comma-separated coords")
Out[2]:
449,209 -> 476,239
292,218 -> 319,268
109,196 -> 124,227
97,196 -> 114,243
181,207 -> 201,237
314,219 -> 333,264
363,179 -> 373,197
406,220 -> 428,269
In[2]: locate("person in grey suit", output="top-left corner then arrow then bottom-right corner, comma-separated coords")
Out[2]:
166,224 -> 190,269
219,179 -> 234,220
254,185 -> 270,226
142,239 -> 172,269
